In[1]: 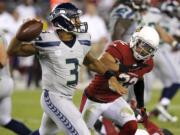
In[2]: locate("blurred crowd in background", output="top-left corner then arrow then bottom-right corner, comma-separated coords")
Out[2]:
0,0 -> 179,90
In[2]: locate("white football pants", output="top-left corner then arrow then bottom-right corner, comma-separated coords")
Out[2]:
0,76 -> 14,125
39,90 -> 90,135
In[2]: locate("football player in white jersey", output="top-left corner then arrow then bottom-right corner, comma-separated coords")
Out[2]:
146,1 -> 180,122
109,0 -> 146,42
0,32 -> 32,134
8,3 -> 126,135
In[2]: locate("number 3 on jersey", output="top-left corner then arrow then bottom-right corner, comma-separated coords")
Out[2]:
66,58 -> 79,86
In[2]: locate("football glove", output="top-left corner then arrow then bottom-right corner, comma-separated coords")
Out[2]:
134,107 -> 148,123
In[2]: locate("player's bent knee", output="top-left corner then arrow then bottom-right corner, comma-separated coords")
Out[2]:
77,129 -> 91,135
119,106 -> 136,124
73,120 -> 91,135
0,78 -> 13,98
121,120 -> 138,135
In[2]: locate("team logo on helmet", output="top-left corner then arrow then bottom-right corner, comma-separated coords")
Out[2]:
49,3 -> 88,34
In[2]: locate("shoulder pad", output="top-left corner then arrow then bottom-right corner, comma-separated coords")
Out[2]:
78,33 -> 91,46
111,4 -> 135,19
114,40 -> 128,46
34,31 -> 57,42
148,7 -> 161,14
78,33 -> 91,40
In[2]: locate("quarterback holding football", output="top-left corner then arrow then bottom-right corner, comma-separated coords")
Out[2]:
8,2 -> 125,135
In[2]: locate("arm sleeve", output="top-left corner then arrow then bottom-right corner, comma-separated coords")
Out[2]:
32,34 -> 43,47
105,43 -> 123,61
0,36 -> 3,44
82,33 -> 92,56
134,79 -> 144,108
134,59 -> 154,77
0,35 -> 7,49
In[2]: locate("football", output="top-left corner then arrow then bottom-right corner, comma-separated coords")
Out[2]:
16,19 -> 43,42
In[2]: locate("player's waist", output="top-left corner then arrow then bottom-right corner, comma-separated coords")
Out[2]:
85,88 -> 120,103
42,83 -> 75,98
84,90 -> 109,103
42,78 -> 77,88
43,89 -> 74,99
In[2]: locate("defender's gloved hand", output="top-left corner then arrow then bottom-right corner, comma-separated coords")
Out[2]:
134,107 -> 148,123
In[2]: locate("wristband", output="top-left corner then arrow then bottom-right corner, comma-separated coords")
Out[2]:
115,59 -> 129,73
119,63 -> 129,73
104,70 -> 116,79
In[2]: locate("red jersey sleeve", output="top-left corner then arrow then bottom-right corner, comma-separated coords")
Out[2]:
105,41 -> 123,61
134,58 -> 154,77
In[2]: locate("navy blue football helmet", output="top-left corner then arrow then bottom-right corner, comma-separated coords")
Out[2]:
160,1 -> 179,18
49,3 -> 88,34
120,0 -> 147,10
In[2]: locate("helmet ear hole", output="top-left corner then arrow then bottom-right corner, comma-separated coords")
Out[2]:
52,16 -> 74,31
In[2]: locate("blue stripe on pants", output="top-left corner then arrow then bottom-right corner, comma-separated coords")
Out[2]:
44,90 -> 79,135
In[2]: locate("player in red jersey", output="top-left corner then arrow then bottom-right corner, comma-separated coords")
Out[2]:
80,26 -> 160,135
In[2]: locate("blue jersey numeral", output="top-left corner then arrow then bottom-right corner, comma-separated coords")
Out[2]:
66,58 -> 79,86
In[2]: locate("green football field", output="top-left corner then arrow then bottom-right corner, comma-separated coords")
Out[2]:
0,89 -> 180,135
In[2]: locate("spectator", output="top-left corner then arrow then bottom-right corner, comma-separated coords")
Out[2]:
0,0 -> 17,43
81,0 -> 108,58
16,0 -> 36,22
15,0 -> 37,89
78,0 -> 109,87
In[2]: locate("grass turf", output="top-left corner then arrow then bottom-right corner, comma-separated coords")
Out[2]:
0,89 -> 179,135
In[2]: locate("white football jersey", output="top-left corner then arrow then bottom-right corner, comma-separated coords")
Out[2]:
142,7 -> 166,46
142,7 -> 162,26
159,15 -> 180,36
34,31 -> 91,97
0,33 -> 11,78
0,12 -> 17,43
109,4 -> 141,41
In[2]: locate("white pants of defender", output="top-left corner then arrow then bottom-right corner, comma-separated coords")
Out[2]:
82,97 -> 136,129
39,90 -> 90,135
0,76 -> 14,125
